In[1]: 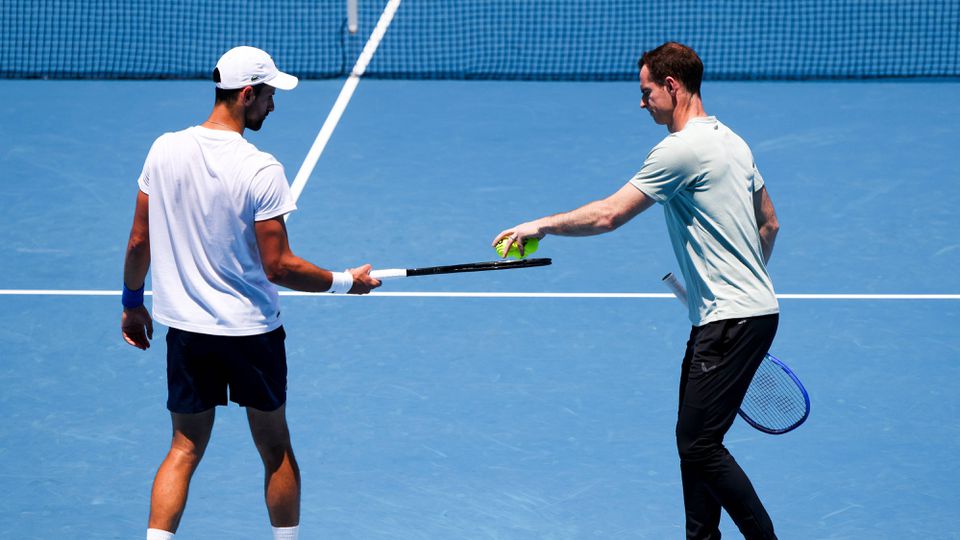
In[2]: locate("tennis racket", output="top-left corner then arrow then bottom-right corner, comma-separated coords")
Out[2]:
370,258 -> 551,279
662,273 -> 810,435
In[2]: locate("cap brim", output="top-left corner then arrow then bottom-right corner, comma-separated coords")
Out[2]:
266,71 -> 298,90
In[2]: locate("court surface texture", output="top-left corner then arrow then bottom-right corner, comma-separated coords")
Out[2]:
1,78 -> 957,539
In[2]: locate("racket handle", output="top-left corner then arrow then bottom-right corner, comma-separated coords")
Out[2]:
662,272 -> 688,307
369,268 -> 407,279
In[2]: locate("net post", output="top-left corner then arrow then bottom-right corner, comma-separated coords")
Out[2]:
347,0 -> 358,34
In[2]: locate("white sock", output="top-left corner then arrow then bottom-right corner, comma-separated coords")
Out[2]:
273,525 -> 299,540
146,529 -> 175,540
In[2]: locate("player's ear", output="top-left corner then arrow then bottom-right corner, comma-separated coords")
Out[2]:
240,85 -> 256,106
664,76 -> 680,96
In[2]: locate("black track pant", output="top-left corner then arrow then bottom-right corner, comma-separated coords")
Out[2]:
677,314 -> 779,540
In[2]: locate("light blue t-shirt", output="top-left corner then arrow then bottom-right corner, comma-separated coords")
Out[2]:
630,116 -> 778,326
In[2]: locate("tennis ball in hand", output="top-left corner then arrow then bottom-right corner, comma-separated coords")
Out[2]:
496,237 -> 539,259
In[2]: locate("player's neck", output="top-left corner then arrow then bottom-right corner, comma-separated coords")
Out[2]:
667,95 -> 706,133
203,105 -> 245,134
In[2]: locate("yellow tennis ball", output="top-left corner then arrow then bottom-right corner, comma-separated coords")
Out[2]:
496,237 -> 539,259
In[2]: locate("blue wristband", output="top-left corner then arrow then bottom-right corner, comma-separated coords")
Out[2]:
122,284 -> 145,309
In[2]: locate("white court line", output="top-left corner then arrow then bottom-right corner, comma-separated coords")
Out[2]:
0,290 -> 957,300
287,0 -> 402,210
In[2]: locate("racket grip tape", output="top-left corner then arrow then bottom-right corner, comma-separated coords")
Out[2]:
662,273 -> 688,306
369,269 -> 407,279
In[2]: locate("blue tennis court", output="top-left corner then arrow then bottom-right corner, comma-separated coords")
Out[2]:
2,1 -> 959,539
2,76 -> 958,540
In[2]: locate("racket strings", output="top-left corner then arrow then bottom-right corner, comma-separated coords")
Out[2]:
739,357 -> 808,432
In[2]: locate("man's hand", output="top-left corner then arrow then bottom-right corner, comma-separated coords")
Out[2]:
348,264 -> 381,294
491,221 -> 545,258
122,305 -> 154,350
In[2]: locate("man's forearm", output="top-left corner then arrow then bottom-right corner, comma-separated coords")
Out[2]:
266,255 -> 336,292
123,241 -> 150,289
538,199 -> 622,237
752,187 -> 779,266
758,223 -> 777,265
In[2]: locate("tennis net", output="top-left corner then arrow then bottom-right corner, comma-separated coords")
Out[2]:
3,0 -> 958,80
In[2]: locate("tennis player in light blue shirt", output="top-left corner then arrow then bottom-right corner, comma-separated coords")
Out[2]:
494,42 -> 781,539
630,114 -> 779,327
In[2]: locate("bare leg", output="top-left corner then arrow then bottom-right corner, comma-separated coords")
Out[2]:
247,404 -> 300,527
148,409 -> 216,532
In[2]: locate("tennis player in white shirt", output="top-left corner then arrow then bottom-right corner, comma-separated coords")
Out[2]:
121,46 -> 380,540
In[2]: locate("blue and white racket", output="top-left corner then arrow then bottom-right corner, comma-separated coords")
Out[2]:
662,273 -> 810,435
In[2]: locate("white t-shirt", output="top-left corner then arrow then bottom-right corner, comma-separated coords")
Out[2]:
138,126 -> 297,336
629,117 -> 778,326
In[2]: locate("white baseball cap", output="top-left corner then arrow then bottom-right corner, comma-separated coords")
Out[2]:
214,46 -> 298,91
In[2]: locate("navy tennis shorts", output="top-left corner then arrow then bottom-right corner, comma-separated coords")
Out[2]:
165,326 -> 287,414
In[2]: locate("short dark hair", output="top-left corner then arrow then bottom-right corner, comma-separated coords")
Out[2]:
638,42 -> 703,96
212,67 -> 267,103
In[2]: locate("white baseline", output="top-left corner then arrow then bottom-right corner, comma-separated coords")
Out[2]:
0,290 -> 957,300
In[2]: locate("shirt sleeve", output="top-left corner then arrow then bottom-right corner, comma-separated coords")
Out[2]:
137,137 -> 163,195
752,161 -> 765,192
252,163 -> 298,221
628,137 -> 700,203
